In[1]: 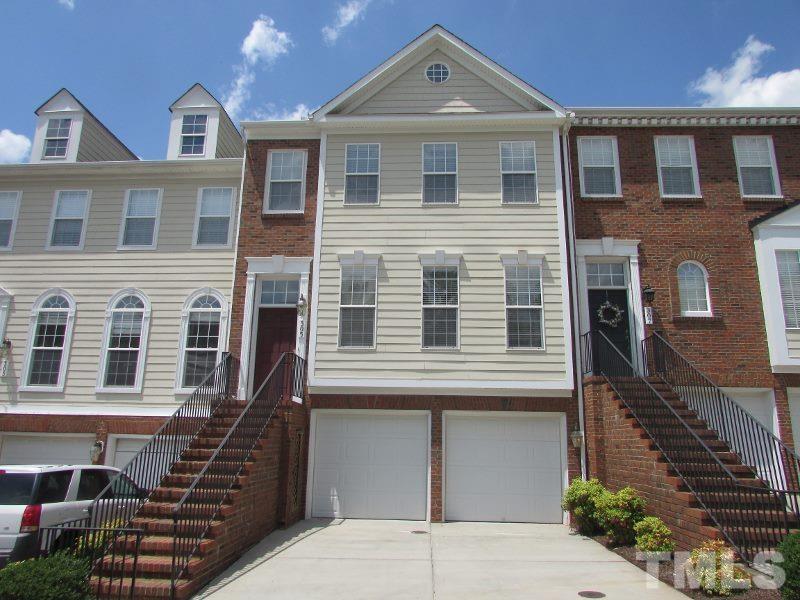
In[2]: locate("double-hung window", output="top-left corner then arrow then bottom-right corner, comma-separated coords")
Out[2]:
338,263 -> 378,348
734,136 -> 781,197
578,137 -> 621,197
422,266 -> 459,348
344,144 -> 380,204
777,250 -> 800,328
99,292 -> 149,391
0,191 -> 21,249
24,292 -> 75,390
265,150 -> 306,213
505,264 -> 544,349
180,293 -> 223,389
43,118 -> 71,159
422,143 -> 457,204
194,187 -> 233,247
654,136 -> 700,197
180,115 -> 207,156
120,189 -> 161,249
48,190 -> 89,249
677,261 -> 712,317
500,141 -> 537,204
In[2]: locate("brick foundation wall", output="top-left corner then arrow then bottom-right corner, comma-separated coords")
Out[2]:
309,394 -> 580,522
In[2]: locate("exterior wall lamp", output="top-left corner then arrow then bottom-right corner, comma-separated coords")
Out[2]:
642,285 -> 656,325
570,427 -> 584,448
90,440 -> 105,464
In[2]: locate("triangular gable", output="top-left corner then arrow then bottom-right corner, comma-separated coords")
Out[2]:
170,83 -> 223,111
35,88 -> 87,115
314,25 -> 565,119
751,201 -> 800,229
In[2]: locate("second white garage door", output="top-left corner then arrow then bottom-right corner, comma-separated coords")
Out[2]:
311,412 -> 428,520
445,414 -> 564,523
0,434 -> 93,465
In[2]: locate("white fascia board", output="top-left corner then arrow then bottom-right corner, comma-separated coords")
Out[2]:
307,376 -> 574,397
241,120 -> 320,140
317,112 -> 566,130
0,403 -> 178,416
0,158 -> 242,178
570,106 -> 800,118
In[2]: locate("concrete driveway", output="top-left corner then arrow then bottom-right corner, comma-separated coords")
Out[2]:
196,519 -> 685,599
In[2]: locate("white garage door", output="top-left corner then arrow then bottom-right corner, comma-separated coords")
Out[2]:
445,414 -> 563,523
109,437 -> 149,469
311,412 -> 428,520
0,435 -> 93,465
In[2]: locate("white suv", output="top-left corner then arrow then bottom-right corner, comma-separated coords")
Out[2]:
0,465 -> 142,567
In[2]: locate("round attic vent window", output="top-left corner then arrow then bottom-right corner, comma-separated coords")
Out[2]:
425,63 -> 450,84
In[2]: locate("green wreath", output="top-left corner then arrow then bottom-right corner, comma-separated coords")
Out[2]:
597,300 -> 624,328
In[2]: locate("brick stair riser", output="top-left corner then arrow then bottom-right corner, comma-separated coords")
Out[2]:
130,518 -> 225,537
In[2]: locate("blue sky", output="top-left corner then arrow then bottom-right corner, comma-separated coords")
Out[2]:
1,0 -> 799,161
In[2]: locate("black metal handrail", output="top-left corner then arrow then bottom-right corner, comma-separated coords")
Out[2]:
169,352 -> 306,594
586,329 -> 794,562
38,517 -> 143,600
643,332 -> 800,506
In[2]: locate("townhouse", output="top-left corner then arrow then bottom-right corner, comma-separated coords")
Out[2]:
0,84 -> 242,467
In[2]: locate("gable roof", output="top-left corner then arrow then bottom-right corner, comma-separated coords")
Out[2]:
750,201 -> 800,230
313,25 -> 566,119
170,83 -> 241,138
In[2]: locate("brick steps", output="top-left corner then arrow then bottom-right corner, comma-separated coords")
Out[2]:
90,576 -> 196,600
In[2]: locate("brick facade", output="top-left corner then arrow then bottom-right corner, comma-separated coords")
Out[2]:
570,125 -> 800,444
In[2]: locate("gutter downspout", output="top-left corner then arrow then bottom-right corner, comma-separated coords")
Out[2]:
561,117 -> 587,479
229,130 -> 248,394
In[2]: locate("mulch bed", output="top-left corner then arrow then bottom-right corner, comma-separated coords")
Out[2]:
591,535 -> 780,599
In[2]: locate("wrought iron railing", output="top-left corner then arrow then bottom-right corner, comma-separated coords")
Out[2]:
643,331 -> 800,511
586,329 -> 795,562
169,352 -> 306,593
38,517 -> 143,600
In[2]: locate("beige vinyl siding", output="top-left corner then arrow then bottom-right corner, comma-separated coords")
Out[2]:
215,115 -> 244,159
314,131 -> 567,383
788,330 -> 800,359
76,115 -> 135,162
343,51 -> 530,115
0,167 -> 239,412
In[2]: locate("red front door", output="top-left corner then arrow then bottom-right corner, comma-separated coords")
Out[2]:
253,307 -> 297,392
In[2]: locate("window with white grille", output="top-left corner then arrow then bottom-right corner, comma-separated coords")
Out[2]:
578,137 -> 621,196
345,144 -> 380,204
24,292 -> 75,390
43,118 -> 71,159
586,262 -> 625,288
120,189 -> 161,248
777,250 -> 800,328
180,115 -> 207,156
654,136 -> 700,197
0,191 -> 20,249
266,150 -> 307,212
422,143 -> 457,204
260,279 -> 300,306
505,264 -> 544,349
100,292 -> 149,390
500,141 -> 537,204
48,190 -> 89,249
422,266 -> 458,348
677,261 -> 711,316
338,264 -> 378,348
734,136 -> 781,197
194,188 -> 233,247
180,293 -> 222,388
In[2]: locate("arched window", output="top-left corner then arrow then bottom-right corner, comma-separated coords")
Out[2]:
98,290 -> 151,392
22,289 -> 76,391
677,261 -> 712,316
176,289 -> 227,392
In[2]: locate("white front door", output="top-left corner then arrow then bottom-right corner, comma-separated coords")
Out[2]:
311,412 -> 428,520
0,435 -> 93,465
445,414 -> 563,523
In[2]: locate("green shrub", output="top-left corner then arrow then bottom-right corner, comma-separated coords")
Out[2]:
634,516 -> 675,557
595,486 -> 646,545
686,540 -> 751,596
779,532 -> 800,599
0,552 -> 91,600
561,478 -> 607,535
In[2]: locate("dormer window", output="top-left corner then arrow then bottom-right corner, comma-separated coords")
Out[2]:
180,115 -> 207,156
43,118 -> 71,159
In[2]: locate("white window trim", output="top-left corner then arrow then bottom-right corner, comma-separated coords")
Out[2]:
42,118 -> 72,160
0,287 -> 12,345
419,252 -> 461,350
337,253 -> 379,350
500,252 -> 545,351
96,289 -> 152,394
263,149 -> 308,215
0,190 -> 22,251
654,136 -> 702,199
117,188 -> 163,250
343,143 -> 381,206
192,187 -> 236,249
776,249 -> 800,330
178,114 -> 208,158
576,136 -> 622,198
421,142 -> 459,206
424,62 -> 451,85
174,288 -> 229,394
46,190 -> 91,251
20,288 -> 77,393
585,258 -> 628,290
677,260 -> 713,317
733,135 -> 783,199
499,141 -> 539,205
258,275 -> 302,308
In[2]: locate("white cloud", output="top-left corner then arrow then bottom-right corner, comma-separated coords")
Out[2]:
691,35 -> 800,107
57,0 -> 75,9
222,15 -> 293,121
0,129 -> 31,164
252,103 -> 312,121
322,0 -> 372,45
